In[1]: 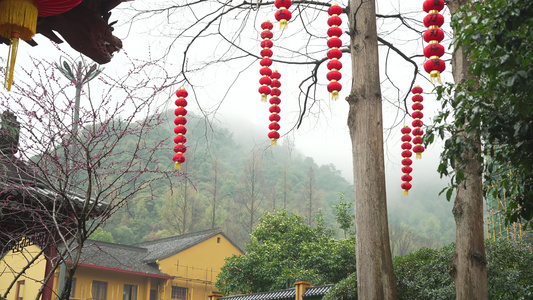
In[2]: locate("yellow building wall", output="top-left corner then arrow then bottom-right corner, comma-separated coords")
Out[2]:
157,234 -> 241,300
56,265 -> 166,300
0,244 -> 47,300
0,233 -> 241,300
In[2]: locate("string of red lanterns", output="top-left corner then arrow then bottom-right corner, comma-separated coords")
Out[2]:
274,0 -> 292,29
401,126 -> 413,196
411,86 -> 425,159
173,88 -> 188,170
268,70 -> 282,145
259,20 -> 274,102
423,0 -> 446,84
326,4 -> 343,100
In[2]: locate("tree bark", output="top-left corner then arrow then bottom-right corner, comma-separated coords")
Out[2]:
447,1 -> 488,299
347,1 -> 398,299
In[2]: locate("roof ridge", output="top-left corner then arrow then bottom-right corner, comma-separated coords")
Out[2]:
133,228 -> 222,246
85,239 -> 149,252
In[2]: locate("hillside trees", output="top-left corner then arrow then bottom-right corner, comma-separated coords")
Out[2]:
0,56 -> 180,300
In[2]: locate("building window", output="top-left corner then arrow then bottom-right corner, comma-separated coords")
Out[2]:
171,286 -> 187,300
16,280 -> 25,300
92,281 -> 108,300
149,289 -> 157,300
123,285 -> 137,300
217,237 -> 221,243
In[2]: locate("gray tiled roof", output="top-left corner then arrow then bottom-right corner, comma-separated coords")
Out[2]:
301,285 -> 333,297
220,288 -> 295,300
134,229 -> 239,263
80,240 -> 169,277
220,284 -> 333,300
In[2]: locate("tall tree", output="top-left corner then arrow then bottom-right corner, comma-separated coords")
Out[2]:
237,151 -> 266,235
347,0 -> 398,298
209,156 -> 221,229
300,167 -> 320,226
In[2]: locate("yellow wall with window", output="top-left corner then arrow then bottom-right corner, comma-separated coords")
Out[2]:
0,243 -> 47,300
157,233 -> 241,300
56,266 -> 166,300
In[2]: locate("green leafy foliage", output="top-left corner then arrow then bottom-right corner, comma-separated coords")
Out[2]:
215,210 -> 356,295
332,193 -> 355,238
426,0 -> 533,225
394,244 -> 455,300
324,239 -> 533,299
322,272 -> 357,300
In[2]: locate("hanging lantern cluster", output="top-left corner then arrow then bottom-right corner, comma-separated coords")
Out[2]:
0,0 -> 82,91
401,126 -> 413,196
411,86 -> 425,159
268,70 -> 282,145
274,0 -> 292,29
173,88 -> 188,170
326,4 -> 343,100
259,20 -> 274,102
422,0 -> 446,84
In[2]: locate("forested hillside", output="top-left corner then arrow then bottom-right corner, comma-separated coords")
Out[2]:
94,110 -> 454,251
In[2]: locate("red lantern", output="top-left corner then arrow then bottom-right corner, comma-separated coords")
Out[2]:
269,114 -> 280,122
423,57 -> 446,82
327,38 -> 342,49
423,43 -> 445,58
423,28 -> 444,43
260,67 -> 272,77
422,0 -> 447,84
327,81 -> 342,99
327,27 -> 343,38
326,4 -> 344,100
270,96 -> 281,105
423,0 -> 445,13
411,86 -> 424,159
327,71 -> 342,81
401,126 -> 413,196
259,20 -> 274,102
269,71 -> 282,145
327,49 -> 343,60
173,87 -> 188,170
327,16 -> 342,27
274,0 -> 292,29
327,59 -> 343,71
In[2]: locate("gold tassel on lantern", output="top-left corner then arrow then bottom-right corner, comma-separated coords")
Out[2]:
0,0 -> 38,91
174,162 -> 181,170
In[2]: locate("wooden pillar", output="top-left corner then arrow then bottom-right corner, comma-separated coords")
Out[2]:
294,281 -> 311,300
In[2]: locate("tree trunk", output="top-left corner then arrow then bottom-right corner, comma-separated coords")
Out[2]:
448,1 -> 488,299
347,1 -> 397,299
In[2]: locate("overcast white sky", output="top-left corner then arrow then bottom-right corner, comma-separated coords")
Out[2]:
7,0 -> 453,200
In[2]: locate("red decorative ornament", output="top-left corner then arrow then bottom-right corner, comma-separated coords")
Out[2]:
269,71 -> 282,145
327,3 -> 343,100
173,88 -> 188,170
401,126 -> 413,196
411,86 -> 425,159
423,0 -> 446,84
259,20 -> 274,102
274,0 -> 292,29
